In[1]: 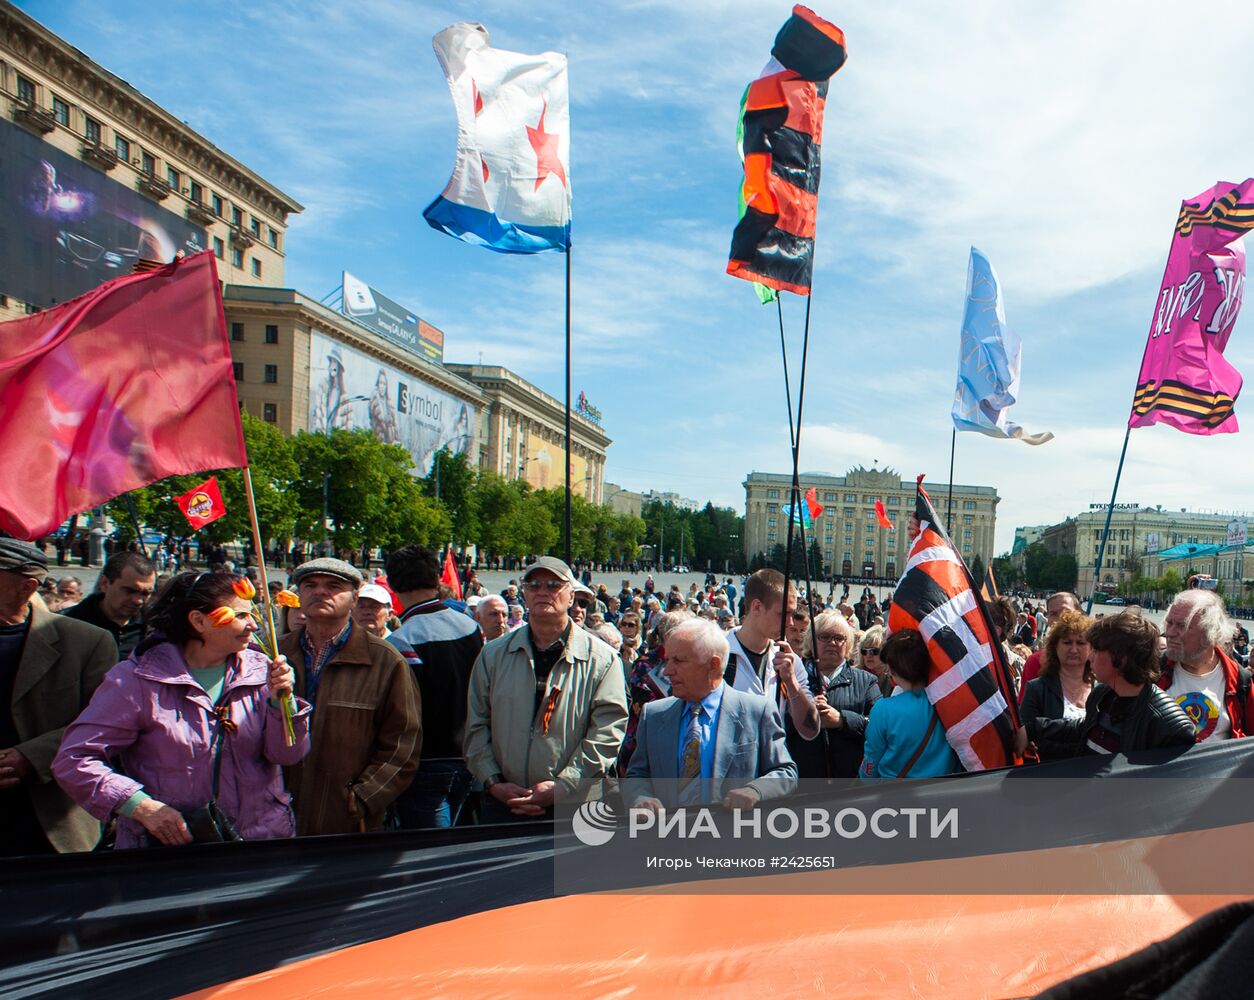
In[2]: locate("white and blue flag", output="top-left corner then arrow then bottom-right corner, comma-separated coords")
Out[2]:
423,23 -> 571,255
951,247 -> 1053,445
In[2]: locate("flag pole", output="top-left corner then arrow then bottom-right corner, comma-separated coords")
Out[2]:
564,242 -> 572,567
779,293 -> 815,642
777,298 -> 799,642
1087,427 -> 1131,614
242,464 -> 296,745
946,428 -> 956,534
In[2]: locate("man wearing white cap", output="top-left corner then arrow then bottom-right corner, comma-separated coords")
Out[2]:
353,583 -> 395,638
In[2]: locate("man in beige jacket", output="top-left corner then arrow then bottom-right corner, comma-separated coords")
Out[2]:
464,556 -> 626,821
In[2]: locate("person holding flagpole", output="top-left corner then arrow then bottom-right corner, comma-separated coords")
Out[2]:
54,571 -> 312,847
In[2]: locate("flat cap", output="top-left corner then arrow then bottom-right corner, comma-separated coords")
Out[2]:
291,557 -> 363,588
521,555 -> 575,584
0,538 -> 48,578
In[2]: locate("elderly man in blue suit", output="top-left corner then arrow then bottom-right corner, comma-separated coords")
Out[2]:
623,618 -> 798,812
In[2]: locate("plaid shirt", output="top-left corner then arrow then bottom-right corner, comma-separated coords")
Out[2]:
299,619 -> 353,708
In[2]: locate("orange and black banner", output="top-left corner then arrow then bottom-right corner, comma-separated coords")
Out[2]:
1132,378 -> 1236,429
727,5 -> 847,297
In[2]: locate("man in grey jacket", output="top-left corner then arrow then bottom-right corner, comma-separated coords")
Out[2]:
464,556 -> 627,821
624,618 -> 797,812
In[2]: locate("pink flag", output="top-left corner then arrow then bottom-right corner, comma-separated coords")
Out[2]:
1129,179 -> 1254,434
0,252 -> 246,539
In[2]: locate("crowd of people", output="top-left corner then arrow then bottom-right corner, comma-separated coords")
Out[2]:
1,530 -> 1249,856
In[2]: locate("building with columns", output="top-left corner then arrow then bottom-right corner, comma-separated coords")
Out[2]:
743,466 -> 998,578
445,364 -> 610,502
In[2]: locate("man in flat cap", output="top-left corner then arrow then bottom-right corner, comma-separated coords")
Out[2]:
464,556 -> 627,821
0,538 -> 116,855
278,558 -> 422,836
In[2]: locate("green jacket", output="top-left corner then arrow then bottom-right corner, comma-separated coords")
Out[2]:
464,622 -> 627,795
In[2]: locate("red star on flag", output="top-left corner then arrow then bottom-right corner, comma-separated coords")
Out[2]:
525,101 -> 567,191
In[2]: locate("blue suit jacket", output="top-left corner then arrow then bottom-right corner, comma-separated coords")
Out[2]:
622,685 -> 798,809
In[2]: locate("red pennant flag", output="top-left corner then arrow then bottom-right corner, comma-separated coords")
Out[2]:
804,486 -> 824,520
440,548 -> 463,601
373,575 -> 403,615
0,252 -> 246,539
175,477 -> 228,531
875,499 -> 895,529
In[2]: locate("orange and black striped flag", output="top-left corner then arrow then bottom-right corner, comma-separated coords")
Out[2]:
887,478 -> 1021,771
727,5 -> 846,301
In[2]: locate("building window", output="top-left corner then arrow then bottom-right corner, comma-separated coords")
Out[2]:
84,115 -> 101,144
263,403 -> 277,423
249,217 -> 261,237
265,324 -> 278,344
767,518 -> 777,529
845,493 -> 856,501
888,496 -> 901,506
52,96 -> 69,126
213,236 -> 225,259
166,165 -> 179,189
211,193 -> 223,217
766,488 -> 779,498
766,503 -> 778,513
251,258 -> 262,277
115,134 -> 130,162
963,500 -> 976,510
140,151 -> 155,176
191,180 -> 206,204
766,532 -> 776,544
963,515 -> 974,525
263,364 -> 278,384
268,227 -> 279,249
231,248 -> 243,268
16,75 -> 35,105
232,362 -> 244,381
231,322 -> 244,342
886,561 -> 896,576
231,206 -> 242,227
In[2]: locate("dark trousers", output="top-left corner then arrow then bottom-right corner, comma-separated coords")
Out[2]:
394,760 -> 474,829
0,788 -> 52,857
479,796 -> 554,824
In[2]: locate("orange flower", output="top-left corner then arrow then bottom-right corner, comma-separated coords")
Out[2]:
232,578 -> 257,601
275,589 -> 301,608
207,607 -> 237,627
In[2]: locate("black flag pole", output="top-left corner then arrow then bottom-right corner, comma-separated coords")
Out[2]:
564,242 -> 572,567
1087,426 -> 1132,614
946,428 -> 956,534
777,293 -> 816,648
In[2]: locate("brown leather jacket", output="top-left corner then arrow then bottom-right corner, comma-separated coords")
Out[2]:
279,622 -> 421,836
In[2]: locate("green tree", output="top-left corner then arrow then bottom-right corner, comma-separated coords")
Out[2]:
969,554 -> 986,588
424,448 -> 478,547
991,555 -> 1018,591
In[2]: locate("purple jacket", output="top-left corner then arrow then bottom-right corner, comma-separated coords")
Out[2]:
52,642 -> 312,849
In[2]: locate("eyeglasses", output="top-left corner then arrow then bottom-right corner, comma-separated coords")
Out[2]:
817,634 -> 847,643
861,647 -> 881,656
522,579 -> 568,592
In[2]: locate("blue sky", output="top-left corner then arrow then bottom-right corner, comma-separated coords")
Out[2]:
23,0 -> 1254,552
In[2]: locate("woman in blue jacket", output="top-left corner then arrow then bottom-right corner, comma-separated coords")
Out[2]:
859,628 -> 959,781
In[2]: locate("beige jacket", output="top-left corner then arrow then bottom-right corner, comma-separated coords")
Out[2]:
13,603 -> 117,852
464,622 -> 626,795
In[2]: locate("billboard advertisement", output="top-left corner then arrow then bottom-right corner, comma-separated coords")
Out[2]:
0,119 -> 205,308
524,432 -> 587,492
1145,532 -> 1160,554
1227,519 -> 1248,547
308,330 -> 473,475
341,271 -> 445,363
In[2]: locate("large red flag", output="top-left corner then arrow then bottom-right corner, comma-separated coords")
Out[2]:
440,548 -> 463,601
0,252 -> 246,539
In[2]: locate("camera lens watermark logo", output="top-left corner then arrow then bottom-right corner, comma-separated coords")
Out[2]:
572,801 -> 618,846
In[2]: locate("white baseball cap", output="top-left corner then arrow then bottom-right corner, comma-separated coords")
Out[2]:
358,583 -> 393,606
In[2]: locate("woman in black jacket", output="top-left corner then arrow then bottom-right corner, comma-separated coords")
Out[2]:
1020,609 -> 1094,761
1029,612 -> 1194,759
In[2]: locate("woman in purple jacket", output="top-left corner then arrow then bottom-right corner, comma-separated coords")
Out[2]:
53,571 -> 312,848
